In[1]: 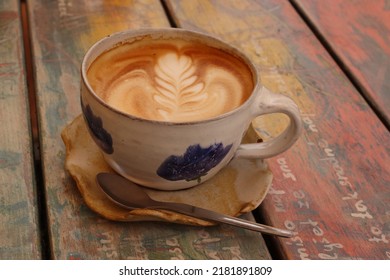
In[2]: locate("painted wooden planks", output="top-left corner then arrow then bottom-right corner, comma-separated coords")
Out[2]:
293,0 -> 390,127
27,0 -> 270,259
0,0 -> 41,259
166,0 -> 390,259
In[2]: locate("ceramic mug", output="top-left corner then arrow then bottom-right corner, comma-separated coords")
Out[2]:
80,28 -> 302,190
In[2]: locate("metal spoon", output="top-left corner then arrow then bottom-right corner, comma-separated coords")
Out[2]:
96,172 -> 292,238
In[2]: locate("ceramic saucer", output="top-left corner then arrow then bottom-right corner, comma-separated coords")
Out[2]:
61,115 -> 273,226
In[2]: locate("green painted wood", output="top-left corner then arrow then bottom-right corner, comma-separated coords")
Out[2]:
293,0 -> 390,128
28,0 -> 271,259
0,0 -> 41,259
166,0 -> 390,259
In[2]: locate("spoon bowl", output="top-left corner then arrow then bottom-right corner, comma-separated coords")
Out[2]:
96,172 -> 292,238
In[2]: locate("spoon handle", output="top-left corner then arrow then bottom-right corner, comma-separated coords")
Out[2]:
153,201 -> 293,238
96,172 -> 292,238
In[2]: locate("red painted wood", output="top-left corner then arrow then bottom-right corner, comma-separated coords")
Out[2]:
293,0 -> 390,127
167,0 -> 390,259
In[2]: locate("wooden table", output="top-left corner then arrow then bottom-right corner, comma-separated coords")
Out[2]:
0,0 -> 388,260
0,0 -> 41,259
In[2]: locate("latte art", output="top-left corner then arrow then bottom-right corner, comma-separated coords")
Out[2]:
87,38 -> 253,122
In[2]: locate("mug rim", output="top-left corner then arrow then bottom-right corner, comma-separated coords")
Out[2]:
81,27 -> 261,125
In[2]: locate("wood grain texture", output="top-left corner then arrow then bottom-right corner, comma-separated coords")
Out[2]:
293,0 -> 390,127
166,0 -> 390,259
0,0 -> 41,259
27,0 -> 270,259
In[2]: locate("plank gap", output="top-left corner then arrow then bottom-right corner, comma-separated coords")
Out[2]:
160,0 -> 178,27
21,0 -> 51,260
253,208 -> 283,260
289,0 -> 390,131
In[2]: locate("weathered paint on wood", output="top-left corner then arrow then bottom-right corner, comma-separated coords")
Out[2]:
27,0 -> 270,259
166,0 -> 390,259
0,0 -> 41,259
293,0 -> 390,127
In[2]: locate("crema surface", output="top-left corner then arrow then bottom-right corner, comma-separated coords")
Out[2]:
87,38 -> 254,122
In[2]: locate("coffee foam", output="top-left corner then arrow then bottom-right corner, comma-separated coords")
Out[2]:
87,38 -> 254,122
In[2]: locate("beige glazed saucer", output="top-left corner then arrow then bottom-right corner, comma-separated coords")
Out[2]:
61,115 -> 273,226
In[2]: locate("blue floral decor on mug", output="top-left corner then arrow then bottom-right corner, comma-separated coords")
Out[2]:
82,102 -> 113,154
157,143 -> 233,183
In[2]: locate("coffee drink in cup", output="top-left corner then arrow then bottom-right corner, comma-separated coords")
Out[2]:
81,28 -> 302,190
87,38 -> 254,122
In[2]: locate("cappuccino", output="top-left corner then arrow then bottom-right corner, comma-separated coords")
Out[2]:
81,29 -> 302,189
87,37 -> 254,122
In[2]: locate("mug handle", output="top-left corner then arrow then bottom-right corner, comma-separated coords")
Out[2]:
235,87 -> 302,159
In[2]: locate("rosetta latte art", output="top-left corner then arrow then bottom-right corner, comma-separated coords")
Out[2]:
87,39 -> 253,122
154,52 -> 207,121
152,52 -> 245,122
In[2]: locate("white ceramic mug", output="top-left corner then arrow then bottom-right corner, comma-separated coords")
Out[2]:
80,28 -> 302,190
